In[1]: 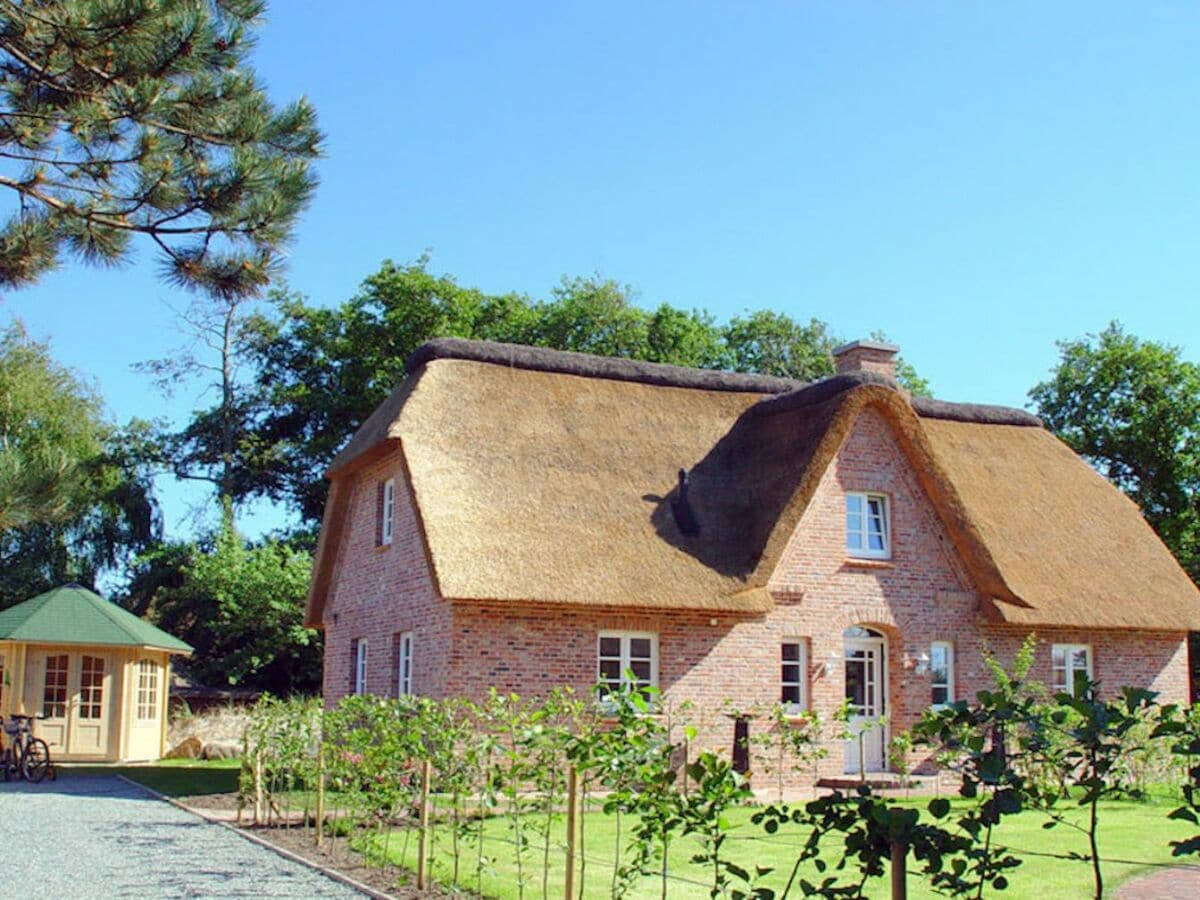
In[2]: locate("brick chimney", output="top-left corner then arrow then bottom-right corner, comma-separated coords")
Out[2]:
832,339 -> 899,380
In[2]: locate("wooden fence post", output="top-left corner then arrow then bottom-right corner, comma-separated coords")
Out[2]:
417,758 -> 432,890
890,840 -> 907,900
315,739 -> 326,848
565,766 -> 578,900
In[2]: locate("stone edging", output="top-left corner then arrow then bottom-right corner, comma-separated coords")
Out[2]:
115,775 -> 396,900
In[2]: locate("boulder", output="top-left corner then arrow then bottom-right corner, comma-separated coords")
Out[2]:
202,739 -> 242,760
164,736 -> 203,760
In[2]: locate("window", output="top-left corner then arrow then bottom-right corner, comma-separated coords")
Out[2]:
597,632 -> 658,701
42,654 -> 68,718
1052,644 -> 1093,697
846,492 -> 890,558
379,478 -> 395,546
396,632 -> 413,697
353,639 -> 368,695
79,655 -> 105,719
136,659 -> 158,721
930,641 -> 954,708
781,641 -> 809,713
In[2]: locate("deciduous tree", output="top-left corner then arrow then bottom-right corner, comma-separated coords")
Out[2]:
1030,323 -> 1200,580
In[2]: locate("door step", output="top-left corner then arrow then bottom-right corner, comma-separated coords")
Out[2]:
816,776 -> 918,791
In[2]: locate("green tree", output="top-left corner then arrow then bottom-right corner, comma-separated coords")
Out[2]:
1030,323 -> 1200,579
147,525 -> 319,694
0,0 -> 321,296
721,309 -> 837,381
0,423 -> 161,609
0,319 -> 105,530
0,324 -> 161,608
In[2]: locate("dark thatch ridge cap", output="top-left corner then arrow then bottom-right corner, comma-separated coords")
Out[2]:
913,396 -> 1042,427
407,338 -> 803,394
405,338 -> 1042,427
748,371 -> 899,417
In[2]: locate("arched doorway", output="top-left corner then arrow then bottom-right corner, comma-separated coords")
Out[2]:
843,625 -> 887,774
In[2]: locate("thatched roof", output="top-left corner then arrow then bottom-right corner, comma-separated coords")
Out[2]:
306,339 -> 1200,631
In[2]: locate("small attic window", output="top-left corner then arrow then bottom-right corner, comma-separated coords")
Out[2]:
378,478 -> 395,546
846,492 -> 890,559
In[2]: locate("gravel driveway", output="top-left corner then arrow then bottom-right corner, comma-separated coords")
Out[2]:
0,775 -> 366,898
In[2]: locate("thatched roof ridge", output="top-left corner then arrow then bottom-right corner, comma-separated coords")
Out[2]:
913,396 -> 1041,427
407,337 -> 803,393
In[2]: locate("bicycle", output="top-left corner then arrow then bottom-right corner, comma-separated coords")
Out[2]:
1,714 -> 55,783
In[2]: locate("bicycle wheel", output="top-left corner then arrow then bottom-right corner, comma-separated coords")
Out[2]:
1,750 -> 12,782
21,738 -> 50,783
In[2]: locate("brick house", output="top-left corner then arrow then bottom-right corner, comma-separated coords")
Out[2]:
305,337 -> 1200,781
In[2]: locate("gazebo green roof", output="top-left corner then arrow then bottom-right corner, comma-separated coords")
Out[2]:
0,584 -> 192,654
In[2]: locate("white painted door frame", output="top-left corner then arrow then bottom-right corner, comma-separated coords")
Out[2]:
843,631 -> 888,774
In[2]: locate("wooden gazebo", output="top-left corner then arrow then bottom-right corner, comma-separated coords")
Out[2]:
0,584 -> 192,762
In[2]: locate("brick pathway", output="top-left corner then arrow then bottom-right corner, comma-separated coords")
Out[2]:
1117,865 -> 1200,899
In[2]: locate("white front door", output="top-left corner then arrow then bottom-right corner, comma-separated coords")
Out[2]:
844,628 -> 887,774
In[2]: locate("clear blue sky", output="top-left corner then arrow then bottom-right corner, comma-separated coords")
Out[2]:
8,2 -> 1200,538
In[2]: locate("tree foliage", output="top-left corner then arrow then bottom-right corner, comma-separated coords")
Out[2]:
0,0 -> 321,296
0,319 -> 103,529
0,323 -> 160,608
147,525 -> 319,694
1030,323 -> 1200,580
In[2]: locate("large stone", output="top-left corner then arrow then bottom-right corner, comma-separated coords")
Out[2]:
164,736 -> 203,760
201,739 -> 242,760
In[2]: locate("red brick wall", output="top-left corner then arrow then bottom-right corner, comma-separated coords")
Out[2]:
321,408 -> 1190,785
321,454 -> 453,706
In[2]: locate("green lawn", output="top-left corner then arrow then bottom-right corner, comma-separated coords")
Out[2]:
65,758 -> 241,796
368,795 -> 1200,898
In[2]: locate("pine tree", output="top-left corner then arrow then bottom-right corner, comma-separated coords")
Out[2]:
0,0 -> 321,296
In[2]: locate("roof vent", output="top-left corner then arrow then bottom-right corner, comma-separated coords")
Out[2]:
832,339 -> 899,380
671,468 -> 700,536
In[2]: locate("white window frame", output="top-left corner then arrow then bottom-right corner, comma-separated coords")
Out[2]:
396,632 -> 414,697
596,631 -> 658,702
354,639 -> 368,695
846,492 -> 891,559
781,639 -> 809,715
1052,643 -> 1093,697
135,658 -> 158,721
381,478 -> 396,546
930,641 -> 954,709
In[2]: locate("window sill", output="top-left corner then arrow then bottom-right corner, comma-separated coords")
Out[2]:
843,557 -> 894,569
780,712 -> 816,724
595,713 -> 665,724
374,543 -> 392,553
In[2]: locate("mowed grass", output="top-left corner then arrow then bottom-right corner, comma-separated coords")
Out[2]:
66,758 -> 241,796
370,795 -> 1200,899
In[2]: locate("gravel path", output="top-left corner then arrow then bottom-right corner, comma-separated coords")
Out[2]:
0,775 -> 366,898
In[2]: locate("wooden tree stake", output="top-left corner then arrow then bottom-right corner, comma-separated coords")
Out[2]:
565,766 -> 579,900
254,749 -> 264,825
417,759 -> 432,890
315,739 -> 326,848
891,840 -> 907,900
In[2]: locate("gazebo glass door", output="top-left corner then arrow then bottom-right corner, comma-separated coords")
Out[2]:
70,654 -> 111,754
33,652 -> 70,750
24,650 -> 113,756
